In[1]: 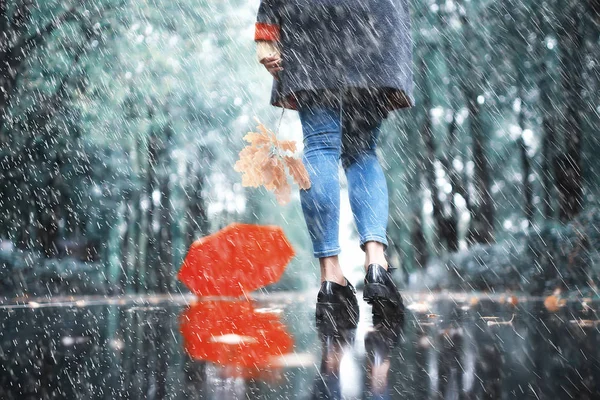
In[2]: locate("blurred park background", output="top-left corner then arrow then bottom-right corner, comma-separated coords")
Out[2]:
0,0 -> 598,298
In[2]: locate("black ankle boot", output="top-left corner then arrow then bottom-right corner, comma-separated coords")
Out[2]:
363,264 -> 404,320
315,280 -> 360,332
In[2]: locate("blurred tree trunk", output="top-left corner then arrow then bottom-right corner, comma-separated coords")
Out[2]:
125,188 -> 141,293
437,3 -> 463,252
0,3 -> 78,138
439,114 -> 461,252
157,124 -> 173,292
511,3 -> 534,225
144,110 -> 174,293
186,171 -> 208,245
145,112 -> 159,293
107,201 -> 127,294
411,211 -> 428,269
465,92 -> 494,245
146,147 -> 158,293
555,2 -> 585,222
137,131 -> 151,292
532,0 -> 559,220
518,133 -> 534,224
13,23 -> 95,258
185,148 -> 210,247
517,94 -> 534,227
457,1 -> 495,245
35,156 -> 61,257
419,56 -> 445,255
0,2 -> 116,242
514,57 -> 534,226
382,118 -> 413,277
412,126 -> 429,269
407,40 -> 431,269
119,189 -> 135,293
539,63 -> 557,220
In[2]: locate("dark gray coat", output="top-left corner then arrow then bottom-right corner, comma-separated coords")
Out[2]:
255,0 -> 414,113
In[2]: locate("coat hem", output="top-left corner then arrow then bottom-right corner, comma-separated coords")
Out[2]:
270,87 -> 414,112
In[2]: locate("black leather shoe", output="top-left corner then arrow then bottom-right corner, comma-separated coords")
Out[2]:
363,263 -> 404,320
315,280 -> 360,333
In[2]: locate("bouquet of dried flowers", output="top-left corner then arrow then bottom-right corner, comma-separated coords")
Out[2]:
234,118 -> 310,205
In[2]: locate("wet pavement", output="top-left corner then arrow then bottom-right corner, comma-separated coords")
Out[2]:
0,292 -> 599,399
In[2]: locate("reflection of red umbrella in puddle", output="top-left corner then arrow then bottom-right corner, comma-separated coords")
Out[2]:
177,223 -> 295,297
179,300 -> 294,378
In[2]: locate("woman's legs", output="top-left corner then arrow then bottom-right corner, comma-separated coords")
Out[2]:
364,242 -> 388,270
341,98 -> 389,270
298,101 -> 345,284
298,90 -> 390,281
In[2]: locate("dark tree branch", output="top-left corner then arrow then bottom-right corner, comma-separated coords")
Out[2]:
10,0 -> 33,38
0,1 -> 8,63
0,0 -> 7,36
14,6 -> 79,60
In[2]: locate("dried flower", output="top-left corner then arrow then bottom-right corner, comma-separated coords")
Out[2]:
234,118 -> 311,205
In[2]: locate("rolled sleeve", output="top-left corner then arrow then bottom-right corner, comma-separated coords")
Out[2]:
255,0 -> 280,41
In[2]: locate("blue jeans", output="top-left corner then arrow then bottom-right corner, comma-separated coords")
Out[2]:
297,90 -> 389,258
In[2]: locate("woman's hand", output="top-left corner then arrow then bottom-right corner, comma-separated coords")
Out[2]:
260,55 -> 283,80
257,40 -> 283,80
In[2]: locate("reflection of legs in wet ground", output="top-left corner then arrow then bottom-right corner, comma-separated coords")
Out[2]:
436,327 -> 465,400
414,328 -> 431,399
365,316 -> 404,400
473,332 -> 502,398
311,328 -> 356,400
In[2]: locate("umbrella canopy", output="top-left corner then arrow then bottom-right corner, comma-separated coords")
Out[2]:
179,300 -> 294,378
178,223 -> 295,297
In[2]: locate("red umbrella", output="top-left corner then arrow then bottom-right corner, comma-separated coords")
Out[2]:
179,300 -> 294,378
177,223 -> 295,297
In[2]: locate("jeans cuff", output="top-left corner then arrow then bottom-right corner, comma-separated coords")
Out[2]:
360,235 -> 388,252
313,246 -> 342,258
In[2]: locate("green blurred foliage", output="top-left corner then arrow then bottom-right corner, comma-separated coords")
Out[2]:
0,0 -> 598,297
